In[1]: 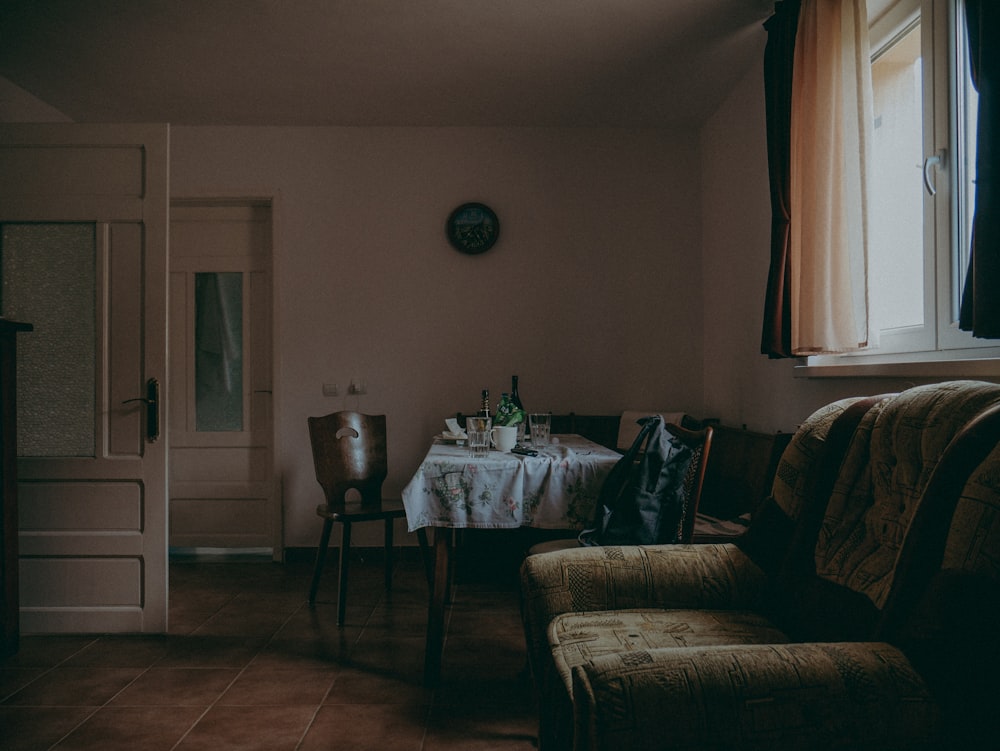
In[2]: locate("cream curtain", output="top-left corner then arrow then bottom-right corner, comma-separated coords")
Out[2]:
789,0 -> 875,355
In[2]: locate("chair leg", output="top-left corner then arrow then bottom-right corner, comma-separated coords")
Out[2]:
337,521 -> 352,627
309,518 -> 334,606
384,517 -> 394,591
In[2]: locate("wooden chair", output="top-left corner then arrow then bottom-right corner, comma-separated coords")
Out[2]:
671,422 -> 714,543
307,411 -> 426,625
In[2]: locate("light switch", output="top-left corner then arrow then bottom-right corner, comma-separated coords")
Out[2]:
322,383 -> 339,397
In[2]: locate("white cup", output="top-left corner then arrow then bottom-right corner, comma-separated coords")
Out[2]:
491,425 -> 518,452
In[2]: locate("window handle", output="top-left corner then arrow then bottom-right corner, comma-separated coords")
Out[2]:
923,149 -> 946,196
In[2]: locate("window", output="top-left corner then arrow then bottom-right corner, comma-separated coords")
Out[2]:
806,0 -> 997,371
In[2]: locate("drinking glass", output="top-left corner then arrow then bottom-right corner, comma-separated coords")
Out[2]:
529,413 -> 551,446
466,416 -> 492,457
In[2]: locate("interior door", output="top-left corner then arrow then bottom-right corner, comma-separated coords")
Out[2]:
0,124 -> 169,633
168,200 -> 276,554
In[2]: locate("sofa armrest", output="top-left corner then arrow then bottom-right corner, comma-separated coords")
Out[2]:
572,642 -> 940,751
520,543 -> 766,678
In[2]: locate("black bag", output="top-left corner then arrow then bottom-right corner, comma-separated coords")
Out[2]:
579,415 -> 694,546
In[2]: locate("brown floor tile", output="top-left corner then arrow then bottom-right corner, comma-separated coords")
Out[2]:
251,635 -> 353,669
2,667 -> 142,707
217,666 -> 337,706
433,672 -> 534,711
2,637 -> 96,668
272,602 -> 366,641
173,704 -> 316,751
51,705 -> 204,750
298,703 -> 428,751
325,666 -> 433,705
343,635 -> 427,680
0,706 -> 96,751
108,667 -> 239,706
62,636 -> 170,669
193,607 -> 292,637
155,635 -> 268,668
0,667 -> 45,702
0,556 -> 540,751
423,703 -> 537,750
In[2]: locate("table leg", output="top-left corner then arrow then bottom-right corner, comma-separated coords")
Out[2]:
424,527 -> 451,686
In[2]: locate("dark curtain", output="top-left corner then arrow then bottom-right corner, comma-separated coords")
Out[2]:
959,0 -> 1000,337
760,0 -> 802,358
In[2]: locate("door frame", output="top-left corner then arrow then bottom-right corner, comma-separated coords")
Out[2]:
169,196 -> 283,560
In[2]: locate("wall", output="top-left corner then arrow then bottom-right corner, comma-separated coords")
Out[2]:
170,126 -> 705,547
0,77 -> 70,123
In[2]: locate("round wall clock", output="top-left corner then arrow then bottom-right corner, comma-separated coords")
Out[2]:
446,202 -> 499,255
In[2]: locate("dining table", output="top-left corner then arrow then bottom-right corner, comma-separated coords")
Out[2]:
401,433 -> 621,684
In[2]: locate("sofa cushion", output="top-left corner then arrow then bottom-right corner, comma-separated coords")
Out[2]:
548,608 -> 789,699
571,642 -> 939,751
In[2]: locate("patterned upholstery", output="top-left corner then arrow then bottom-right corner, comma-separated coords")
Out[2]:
815,380 -> 1000,610
521,396 -> 882,751
521,381 -> 1000,751
550,608 -> 789,697
572,642 -> 939,751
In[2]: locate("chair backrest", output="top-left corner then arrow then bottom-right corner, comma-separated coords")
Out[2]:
664,423 -> 713,543
768,381 -> 1000,642
696,425 -> 792,520
736,395 -> 890,579
815,381 -> 1000,615
308,411 -> 388,508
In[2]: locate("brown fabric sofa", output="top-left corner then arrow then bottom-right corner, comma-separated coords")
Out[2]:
520,381 -> 1000,751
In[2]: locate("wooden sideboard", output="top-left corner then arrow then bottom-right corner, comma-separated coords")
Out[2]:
1,319 -> 32,658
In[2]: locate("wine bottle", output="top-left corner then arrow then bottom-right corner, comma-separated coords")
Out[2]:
480,389 -> 490,417
511,375 -> 524,412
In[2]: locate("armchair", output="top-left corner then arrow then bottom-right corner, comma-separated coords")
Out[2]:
521,381 -> 1000,751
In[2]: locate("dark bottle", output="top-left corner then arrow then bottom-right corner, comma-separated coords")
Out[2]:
511,375 -> 524,412
480,389 -> 491,417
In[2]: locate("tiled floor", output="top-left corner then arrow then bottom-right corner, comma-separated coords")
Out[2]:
1,543 -> 538,750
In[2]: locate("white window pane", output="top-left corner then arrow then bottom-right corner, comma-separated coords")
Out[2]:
869,23 -> 924,333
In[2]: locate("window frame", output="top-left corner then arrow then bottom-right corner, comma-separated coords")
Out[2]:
799,0 -> 1000,377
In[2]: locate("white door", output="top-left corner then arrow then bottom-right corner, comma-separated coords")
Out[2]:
168,200 -> 276,554
0,124 -> 169,633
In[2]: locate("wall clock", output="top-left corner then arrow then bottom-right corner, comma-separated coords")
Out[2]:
446,202 -> 499,255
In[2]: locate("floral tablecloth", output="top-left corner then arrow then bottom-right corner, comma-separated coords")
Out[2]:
402,434 -> 620,531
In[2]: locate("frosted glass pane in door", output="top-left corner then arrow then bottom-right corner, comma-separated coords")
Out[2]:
0,223 -> 96,456
195,272 -> 243,432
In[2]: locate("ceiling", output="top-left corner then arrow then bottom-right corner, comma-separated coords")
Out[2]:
0,0 -> 774,128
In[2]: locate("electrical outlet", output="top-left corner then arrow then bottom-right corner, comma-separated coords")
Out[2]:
322,383 -> 339,397
348,378 -> 367,396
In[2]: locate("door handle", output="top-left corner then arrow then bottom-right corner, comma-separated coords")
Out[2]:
122,377 -> 160,443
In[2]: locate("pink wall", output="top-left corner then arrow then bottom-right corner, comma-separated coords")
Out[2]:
170,126 -> 705,546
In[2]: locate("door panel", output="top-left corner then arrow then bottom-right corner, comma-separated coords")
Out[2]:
168,201 -> 275,552
0,123 -> 168,633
